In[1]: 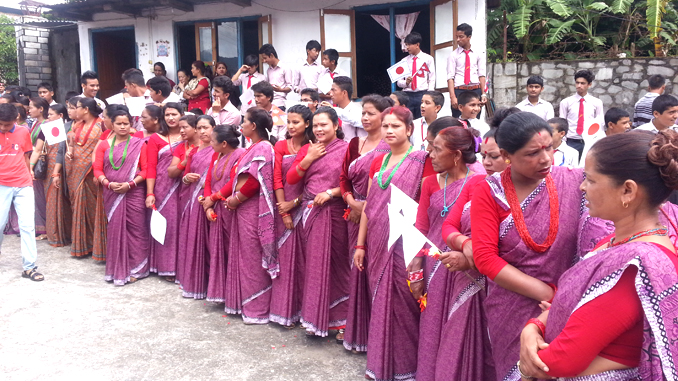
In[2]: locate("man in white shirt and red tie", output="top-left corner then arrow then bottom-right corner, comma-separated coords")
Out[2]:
558,69 -> 604,159
232,54 -> 265,116
396,32 -> 436,119
447,23 -> 486,119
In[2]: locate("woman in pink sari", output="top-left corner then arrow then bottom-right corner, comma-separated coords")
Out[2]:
269,104 -> 313,327
206,107 -> 277,324
353,106 -> 435,381
340,95 -> 391,349
519,130 -> 678,381
93,110 -> 149,285
202,125 -> 244,302
168,115 -> 214,298
286,106 -> 349,336
145,103 -> 183,281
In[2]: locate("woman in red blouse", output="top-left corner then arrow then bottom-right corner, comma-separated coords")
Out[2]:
183,61 -> 212,113
92,109 -> 149,285
269,104 -> 313,328
519,130 -> 678,380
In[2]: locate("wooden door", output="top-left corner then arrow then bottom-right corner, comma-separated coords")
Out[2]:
195,22 -> 217,66
320,9 -> 357,98
429,0 -> 457,91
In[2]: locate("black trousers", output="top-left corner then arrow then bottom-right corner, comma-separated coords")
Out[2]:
452,87 -> 482,118
566,138 -> 585,161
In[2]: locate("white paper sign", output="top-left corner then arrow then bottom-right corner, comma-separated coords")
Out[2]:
387,61 -> 411,83
106,92 -> 125,105
317,74 -> 333,95
125,96 -> 147,117
41,119 -> 67,145
150,209 -> 167,245
239,89 -> 255,107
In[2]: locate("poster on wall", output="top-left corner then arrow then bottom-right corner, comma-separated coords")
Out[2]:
156,40 -> 170,57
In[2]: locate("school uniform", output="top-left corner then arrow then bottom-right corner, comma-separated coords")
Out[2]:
335,101 -> 364,142
207,100 -> 241,126
447,46 -> 486,118
553,143 -> 579,167
635,120 -> 678,133
295,60 -> 323,92
82,93 -> 106,111
396,51 -> 436,119
233,71 -> 265,115
516,97 -> 555,121
411,117 -> 433,151
460,117 -> 490,138
558,93 -> 604,157
317,67 -> 346,95
265,62 -> 294,109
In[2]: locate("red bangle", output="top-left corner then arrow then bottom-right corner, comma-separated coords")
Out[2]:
177,162 -> 186,171
298,163 -> 307,172
282,213 -> 291,218
128,181 -> 136,188
210,193 -> 224,202
526,318 -> 546,337
342,191 -> 352,202
546,282 -> 558,304
147,193 -> 155,197
460,238 -> 471,251
355,245 -> 365,250
408,269 -> 424,282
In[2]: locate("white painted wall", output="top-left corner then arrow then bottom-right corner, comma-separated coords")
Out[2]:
76,0 -> 486,103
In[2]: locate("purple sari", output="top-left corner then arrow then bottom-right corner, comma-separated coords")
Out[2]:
299,138 -> 350,336
176,146 -> 214,299
364,149 -> 428,381
206,148 -> 245,302
102,137 -> 149,285
149,140 -> 181,276
224,141 -> 277,324
506,241 -> 678,381
483,167 -> 589,380
344,140 -> 390,351
416,175 -> 496,381
270,147 -> 307,326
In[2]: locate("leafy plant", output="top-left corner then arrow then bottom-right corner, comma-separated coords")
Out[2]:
0,15 -> 18,85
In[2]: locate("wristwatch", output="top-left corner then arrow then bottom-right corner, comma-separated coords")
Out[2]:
326,189 -> 333,198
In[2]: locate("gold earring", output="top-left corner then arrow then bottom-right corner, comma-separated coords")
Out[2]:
505,159 -> 511,164
622,201 -> 628,208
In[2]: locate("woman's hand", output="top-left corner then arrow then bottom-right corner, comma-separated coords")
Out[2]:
410,281 -> 424,301
30,169 -> 35,181
93,176 -> 99,185
201,196 -> 215,211
66,149 -> 73,160
206,208 -> 217,222
225,196 -> 239,210
353,248 -> 365,271
283,214 -> 294,230
539,301 -> 552,312
52,176 -> 61,189
277,200 -> 296,215
519,323 -> 551,379
109,182 -> 129,194
183,173 -> 200,184
313,191 -> 331,206
145,195 -> 156,209
306,142 -> 326,161
438,251 -> 471,272
347,199 -> 364,224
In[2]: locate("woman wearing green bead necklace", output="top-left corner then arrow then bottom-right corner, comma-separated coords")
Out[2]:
93,109 -> 149,285
353,105 -> 435,381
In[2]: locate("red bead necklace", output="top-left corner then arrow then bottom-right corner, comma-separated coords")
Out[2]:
501,166 -> 560,253
74,118 -> 100,146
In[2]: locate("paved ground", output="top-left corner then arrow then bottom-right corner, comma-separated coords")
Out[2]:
0,235 -> 366,381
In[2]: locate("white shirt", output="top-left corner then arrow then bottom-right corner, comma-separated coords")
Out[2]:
516,97 -> 555,121
396,51 -> 436,92
82,93 -> 106,110
447,46 -> 487,86
163,92 -> 181,104
317,67 -> 347,94
207,100 -> 241,126
636,120 -> 678,133
295,60 -> 323,92
265,62 -> 294,108
464,118 -> 490,138
49,100 -> 57,106
233,72 -> 265,115
553,143 -> 579,167
411,117 -> 430,151
558,93 -> 605,140
335,101 -> 364,142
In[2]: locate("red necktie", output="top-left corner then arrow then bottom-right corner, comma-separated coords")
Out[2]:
464,50 -> 471,85
411,56 -> 418,90
330,71 -> 335,79
247,75 -> 253,105
576,98 -> 585,135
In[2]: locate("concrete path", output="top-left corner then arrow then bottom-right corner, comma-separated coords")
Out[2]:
0,235 -> 366,380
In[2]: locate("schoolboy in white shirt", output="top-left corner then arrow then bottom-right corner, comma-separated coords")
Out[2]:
412,91 -> 443,151
396,32 -> 435,119
515,75 -> 554,121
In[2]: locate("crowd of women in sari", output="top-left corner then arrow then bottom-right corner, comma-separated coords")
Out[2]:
11,86 -> 678,380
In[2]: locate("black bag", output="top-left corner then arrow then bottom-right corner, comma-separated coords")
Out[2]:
33,144 -> 47,180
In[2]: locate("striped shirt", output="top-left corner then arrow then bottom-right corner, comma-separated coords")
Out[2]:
633,92 -> 660,127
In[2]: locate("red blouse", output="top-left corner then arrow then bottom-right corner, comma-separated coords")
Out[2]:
539,238 -> 678,377
145,134 -> 169,180
92,138 -> 148,179
416,174 -> 484,236
273,140 -> 291,191
100,129 -> 112,141
339,137 -> 362,196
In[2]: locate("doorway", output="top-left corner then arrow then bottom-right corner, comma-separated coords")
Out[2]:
355,4 -> 430,97
91,27 -> 136,100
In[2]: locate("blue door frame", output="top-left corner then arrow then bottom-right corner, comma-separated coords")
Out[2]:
89,26 -> 137,71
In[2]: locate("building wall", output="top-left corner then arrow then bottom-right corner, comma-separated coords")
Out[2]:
489,58 -> 678,115
16,26 -> 52,92
75,0 -> 487,90
50,26 -> 81,102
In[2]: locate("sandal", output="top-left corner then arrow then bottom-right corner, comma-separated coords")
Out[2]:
22,267 -> 44,282
35,234 -> 47,241
284,323 -> 297,330
335,329 -> 345,345
164,276 -> 176,283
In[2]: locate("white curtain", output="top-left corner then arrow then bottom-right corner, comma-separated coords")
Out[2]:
370,12 -> 420,52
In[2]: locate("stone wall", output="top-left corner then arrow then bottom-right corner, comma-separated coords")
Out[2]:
16,26 -> 53,93
489,58 -> 678,114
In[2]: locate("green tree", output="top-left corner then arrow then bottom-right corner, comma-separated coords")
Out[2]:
0,15 -> 19,85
